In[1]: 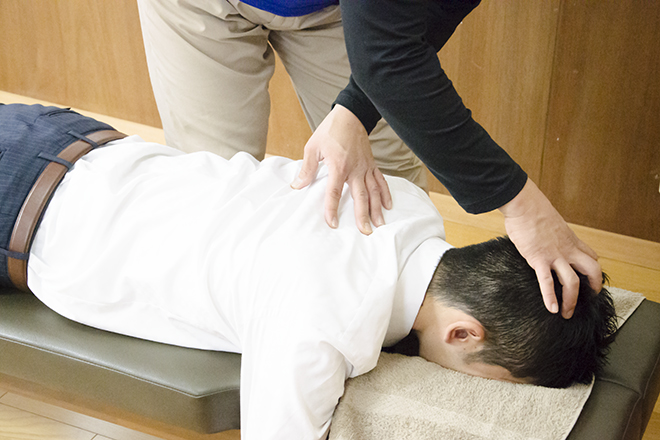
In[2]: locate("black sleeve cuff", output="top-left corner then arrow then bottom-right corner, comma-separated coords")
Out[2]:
458,167 -> 529,214
333,76 -> 382,135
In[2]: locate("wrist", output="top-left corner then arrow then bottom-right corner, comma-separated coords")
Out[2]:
333,78 -> 382,134
331,104 -> 365,126
329,105 -> 368,137
498,178 -> 540,219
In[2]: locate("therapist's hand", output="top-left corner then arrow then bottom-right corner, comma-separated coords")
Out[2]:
291,105 -> 392,235
499,178 -> 602,319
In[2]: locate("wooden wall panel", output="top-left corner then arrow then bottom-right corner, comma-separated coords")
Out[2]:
0,0 -> 561,183
541,1 -> 660,242
0,0 -> 160,127
435,1 -> 561,193
1,1 -> 658,242
0,0 -> 309,159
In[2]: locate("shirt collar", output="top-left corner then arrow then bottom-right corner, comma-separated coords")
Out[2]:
384,237 -> 453,346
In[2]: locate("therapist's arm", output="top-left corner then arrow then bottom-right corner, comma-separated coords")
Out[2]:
293,0 -> 602,317
294,0 -> 526,229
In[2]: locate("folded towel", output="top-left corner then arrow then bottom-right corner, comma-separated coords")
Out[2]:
330,287 -> 644,440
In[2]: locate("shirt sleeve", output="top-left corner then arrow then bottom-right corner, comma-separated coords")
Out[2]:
239,329 -> 350,440
335,0 -> 528,214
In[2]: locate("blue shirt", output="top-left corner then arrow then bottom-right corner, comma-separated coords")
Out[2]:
239,0 -> 338,16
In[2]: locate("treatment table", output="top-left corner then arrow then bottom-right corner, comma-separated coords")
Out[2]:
1,288 -> 659,439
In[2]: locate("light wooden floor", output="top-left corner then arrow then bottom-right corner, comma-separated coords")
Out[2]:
1,91 -> 659,439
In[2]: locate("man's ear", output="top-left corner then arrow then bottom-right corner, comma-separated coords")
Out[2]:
444,320 -> 485,346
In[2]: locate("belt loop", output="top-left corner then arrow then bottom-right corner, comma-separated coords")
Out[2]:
37,152 -> 74,169
0,248 -> 29,261
67,130 -> 100,149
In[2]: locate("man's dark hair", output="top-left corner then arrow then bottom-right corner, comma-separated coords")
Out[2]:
428,236 -> 618,388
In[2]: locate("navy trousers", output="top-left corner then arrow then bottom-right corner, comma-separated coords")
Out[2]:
0,103 -> 117,288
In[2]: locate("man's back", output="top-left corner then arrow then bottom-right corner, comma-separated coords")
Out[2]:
26,135 -> 451,439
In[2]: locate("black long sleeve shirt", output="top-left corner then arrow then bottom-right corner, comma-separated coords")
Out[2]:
334,0 -> 528,214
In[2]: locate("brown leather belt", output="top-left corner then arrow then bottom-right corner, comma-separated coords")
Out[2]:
7,129 -> 127,291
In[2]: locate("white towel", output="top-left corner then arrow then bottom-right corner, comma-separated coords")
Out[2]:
330,287 -> 644,440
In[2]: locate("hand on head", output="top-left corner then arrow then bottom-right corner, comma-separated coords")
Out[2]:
499,178 -> 603,319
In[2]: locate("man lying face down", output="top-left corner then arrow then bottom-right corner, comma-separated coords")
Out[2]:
413,238 -> 616,388
0,104 -> 617,440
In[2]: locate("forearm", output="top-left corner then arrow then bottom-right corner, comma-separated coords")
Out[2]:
339,0 -> 527,213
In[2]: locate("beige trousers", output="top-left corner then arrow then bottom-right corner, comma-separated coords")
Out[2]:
137,0 -> 427,188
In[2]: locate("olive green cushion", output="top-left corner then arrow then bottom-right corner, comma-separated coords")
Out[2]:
0,289 -> 240,433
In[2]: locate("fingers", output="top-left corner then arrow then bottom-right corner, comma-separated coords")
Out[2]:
533,264 -> 560,316
352,167 -> 394,234
572,242 -> 603,292
551,258 -> 580,319
554,238 -> 602,318
569,249 -> 603,293
324,169 -> 346,230
291,150 -> 320,190
533,258 -> 579,319
534,249 -> 602,319
322,168 -> 390,235
365,171 -> 385,229
350,176 -> 373,235
373,168 -> 392,211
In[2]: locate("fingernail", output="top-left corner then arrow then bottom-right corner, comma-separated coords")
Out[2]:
363,222 -> 372,235
550,303 -> 559,314
331,217 -> 338,228
291,178 -> 302,189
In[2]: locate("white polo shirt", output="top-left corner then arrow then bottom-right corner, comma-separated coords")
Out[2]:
27,136 -> 451,440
